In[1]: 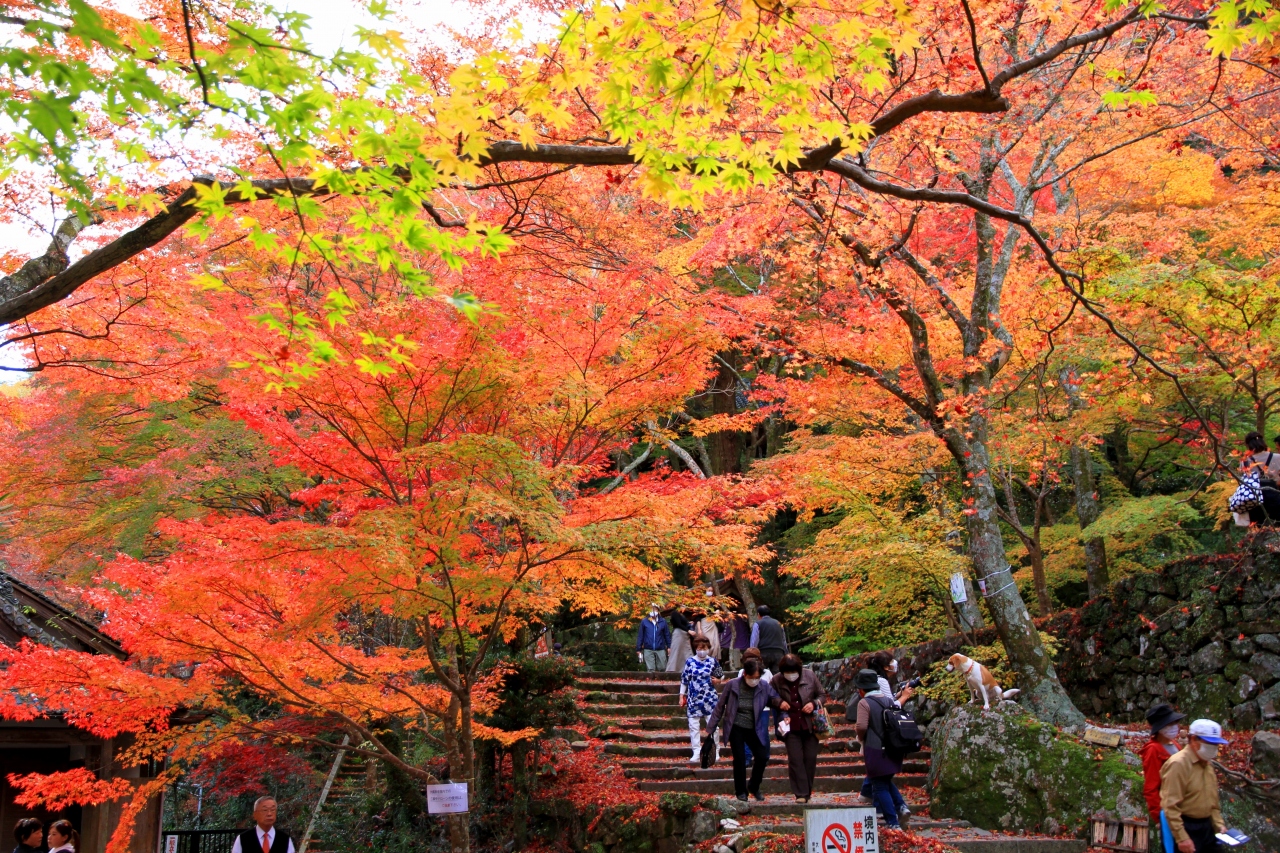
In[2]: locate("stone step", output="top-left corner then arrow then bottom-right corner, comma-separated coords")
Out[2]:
737,800 -> 928,817
579,679 -> 682,693
585,704 -> 690,717
729,819 -> 965,835
635,775 -> 928,794
584,670 -> 683,680
596,727 -> 861,743
925,839 -> 1087,853
617,750 -> 927,769
584,703 -> 850,719
604,740 -> 861,758
623,760 -> 930,780
714,824 -> 1087,852
582,691 -> 682,705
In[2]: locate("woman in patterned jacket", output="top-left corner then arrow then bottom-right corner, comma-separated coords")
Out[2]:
680,633 -> 724,763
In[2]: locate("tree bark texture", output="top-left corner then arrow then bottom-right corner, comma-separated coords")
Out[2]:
706,351 -> 746,475
1071,441 -> 1110,598
958,440 -> 1085,726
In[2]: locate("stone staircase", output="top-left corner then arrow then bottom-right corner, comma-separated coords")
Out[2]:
303,753 -> 370,853
581,670 -> 1089,853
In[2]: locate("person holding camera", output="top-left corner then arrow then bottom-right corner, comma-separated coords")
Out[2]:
774,654 -> 826,803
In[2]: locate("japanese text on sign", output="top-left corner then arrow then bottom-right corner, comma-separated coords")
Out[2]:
805,808 -> 878,853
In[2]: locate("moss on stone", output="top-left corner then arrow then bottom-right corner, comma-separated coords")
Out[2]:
658,792 -> 699,817
928,703 -> 1144,837
1220,786 -> 1280,852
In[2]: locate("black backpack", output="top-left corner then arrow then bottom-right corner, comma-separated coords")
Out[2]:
875,696 -> 923,756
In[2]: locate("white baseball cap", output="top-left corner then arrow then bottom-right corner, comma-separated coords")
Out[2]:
1188,719 -> 1228,744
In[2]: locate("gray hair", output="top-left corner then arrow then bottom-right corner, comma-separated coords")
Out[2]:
253,796 -> 277,811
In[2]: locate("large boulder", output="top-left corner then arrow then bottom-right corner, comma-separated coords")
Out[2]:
928,703 -> 1145,837
1251,731 -> 1280,778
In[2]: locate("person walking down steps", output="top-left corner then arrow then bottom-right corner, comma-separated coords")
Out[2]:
707,658 -> 782,802
636,604 -> 671,672
852,668 -> 910,830
774,653 -> 826,803
681,633 -> 723,764
749,605 -> 788,672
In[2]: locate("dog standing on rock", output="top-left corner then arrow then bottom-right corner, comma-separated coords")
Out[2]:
945,653 -> 1021,709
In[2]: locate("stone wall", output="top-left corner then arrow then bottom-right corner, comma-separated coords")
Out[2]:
811,532 -> 1280,729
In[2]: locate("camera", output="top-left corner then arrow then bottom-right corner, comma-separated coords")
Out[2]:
905,677 -> 923,689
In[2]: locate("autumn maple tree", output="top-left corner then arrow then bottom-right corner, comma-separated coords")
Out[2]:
7,0 -> 1280,846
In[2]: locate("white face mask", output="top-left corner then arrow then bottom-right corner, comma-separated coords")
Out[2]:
889,660 -> 899,673
706,590 -> 714,597
649,610 -> 658,617
784,672 -> 800,682
744,677 -> 760,687
696,649 -> 709,659
1195,742 -> 1220,760
1161,724 -> 1180,740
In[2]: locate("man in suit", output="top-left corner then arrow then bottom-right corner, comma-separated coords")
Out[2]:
229,797 -> 295,853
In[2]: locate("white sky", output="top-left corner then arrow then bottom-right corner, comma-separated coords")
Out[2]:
0,0 -> 494,379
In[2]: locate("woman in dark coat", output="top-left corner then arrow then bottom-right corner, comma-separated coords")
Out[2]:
706,658 -> 782,802
13,819 -> 43,853
774,653 -> 826,802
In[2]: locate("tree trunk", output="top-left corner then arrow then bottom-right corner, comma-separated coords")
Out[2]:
955,575 -> 985,633
1071,441 -> 1110,598
511,740 -> 530,849
707,351 -> 746,474
733,575 -> 759,624
958,439 -> 1085,726
1028,542 -> 1052,617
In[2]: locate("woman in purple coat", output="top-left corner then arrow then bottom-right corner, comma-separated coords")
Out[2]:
706,658 -> 782,802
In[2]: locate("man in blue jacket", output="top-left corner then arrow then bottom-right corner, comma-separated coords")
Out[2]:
636,604 -> 671,671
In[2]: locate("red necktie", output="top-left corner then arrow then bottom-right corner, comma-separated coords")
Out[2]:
261,833 -> 271,853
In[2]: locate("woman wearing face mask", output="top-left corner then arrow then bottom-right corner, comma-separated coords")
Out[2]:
706,658 -> 782,802
1142,704 -> 1185,832
681,634 -> 725,763
774,654 -> 826,803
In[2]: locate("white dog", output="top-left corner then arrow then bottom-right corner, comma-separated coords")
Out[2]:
945,653 -> 1021,709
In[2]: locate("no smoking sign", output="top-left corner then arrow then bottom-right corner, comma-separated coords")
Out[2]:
805,808 -> 879,853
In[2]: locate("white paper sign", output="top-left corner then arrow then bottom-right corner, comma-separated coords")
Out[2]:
949,572 -> 968,604
805,808 -> 879,853
164,836 -> 179,853
427,782 -> 469,814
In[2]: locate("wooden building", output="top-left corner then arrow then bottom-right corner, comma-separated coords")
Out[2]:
1,571 -> 164,853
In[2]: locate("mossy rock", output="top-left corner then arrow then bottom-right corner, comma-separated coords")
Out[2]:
928,703 -> 1144,837
658,792 -> 699,817
1220,786 -> 1280,851
1174,674 -> 1233,721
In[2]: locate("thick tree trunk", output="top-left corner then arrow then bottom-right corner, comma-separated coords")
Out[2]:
707,351 -> 746,474
1028,543 -> 1052,616
733,575 -> 759,624
958,440 -> 1085,726
1071,442 -> 1109,599
955,575 -> 985,633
